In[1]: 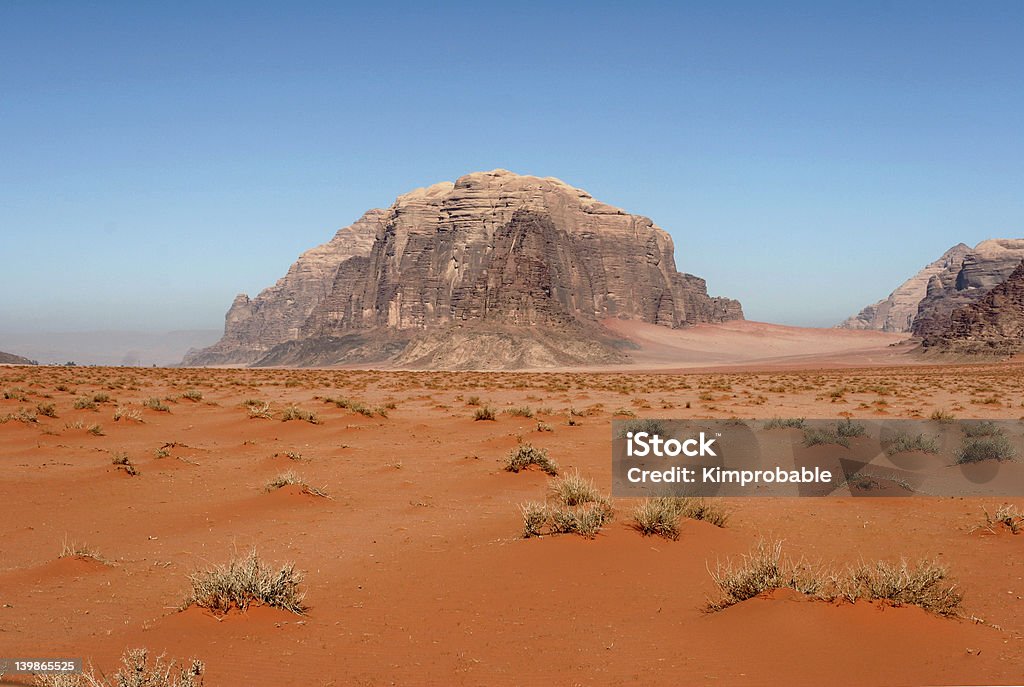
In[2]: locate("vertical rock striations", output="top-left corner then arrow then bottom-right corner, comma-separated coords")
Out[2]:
922,260 -> 1024,356
837,244 -> 970,332
184,170 -> 743,369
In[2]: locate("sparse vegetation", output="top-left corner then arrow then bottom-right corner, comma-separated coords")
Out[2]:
265,470 -> 329,497
632,496 -> 730,540
504,443 -> 558,475
184,548 -> 306,615
74,397 -> 98,410
706,540 -> 963,617
111,452 -> 139,476
281,405 -> 321,424
930,408 -> 956,423
504,405 -> 534,418
956,434 -> 1015,464
473,405 -> 496,421
246,400 -> 273,419
884,432 -> 939,456
113,406 -> 143,422
707,540 -> 823,611
840,559 -> 962,617
181,389 -> 203,401
34,648 -> 204,687
616,418 -> 666,438
763,417 -> 806,430
36,402 -> 57,417
802,427 -> 850,448
59,538 -> 106,563
143,397 -> 170,412
974,504 -> 1024,534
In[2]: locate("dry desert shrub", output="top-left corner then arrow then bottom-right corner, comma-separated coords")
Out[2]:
706,540 -> 825,611
111,452 -> 139,476
473,405 -> 496,421
549,470 -> 601,506
883,432 -> 939,456
264,471 -> 329,498
245,400 -> 273,419
838,559 -> 962,617
183,548 -> 306,615
632,496 -> 730,540
762,417 -> 805,430
957,434 -> 1015,464
520,471 -> 614,539
181,389 -> 203,401
975,504 -> 1024,534
143,397 -> 170,412
36,402 -> 57,417
113,406 -> 143,423
59,537 -> 107,563
706,541 -> 963,617
281,405 -> 321,424
34,648 -> 204,687
505,443 -> 559,475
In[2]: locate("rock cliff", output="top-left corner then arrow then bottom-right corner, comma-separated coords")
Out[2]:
184,170 -> 743,368
911,239 -> 1024,339
837,244 -> 970,332
922,260 -> 1024,356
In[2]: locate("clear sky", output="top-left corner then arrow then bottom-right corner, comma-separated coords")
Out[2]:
2,1 -> 1022,334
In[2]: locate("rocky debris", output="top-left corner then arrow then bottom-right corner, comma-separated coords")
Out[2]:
0,350 -> 36,365
838,244 -> 970,332
921,260 -> 1024,356
185,169 -> 742,368
911,239 -> 1024,339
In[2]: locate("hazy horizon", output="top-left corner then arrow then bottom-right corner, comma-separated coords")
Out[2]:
2,2 -> 1022,341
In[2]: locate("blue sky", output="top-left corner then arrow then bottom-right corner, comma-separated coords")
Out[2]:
2,1 -> 1022,333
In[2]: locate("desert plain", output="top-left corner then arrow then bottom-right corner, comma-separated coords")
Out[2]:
2,338 -> 1024,686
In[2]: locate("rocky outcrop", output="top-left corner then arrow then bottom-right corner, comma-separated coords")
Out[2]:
183,213 -> 382,365
0,351 -> 36,365
185,170 -> 743,369
838,244 -> 970,332
911,239 -> 1024,339
922,260 -> 1024,356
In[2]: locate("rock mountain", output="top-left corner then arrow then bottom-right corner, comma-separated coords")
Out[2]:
184,170 -> 743,369
922,260 -> 1024,356
838,243 -> 971,332
839,239 -> 1024,340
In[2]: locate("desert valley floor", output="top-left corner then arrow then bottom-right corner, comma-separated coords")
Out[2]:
2,362 -> 1024,686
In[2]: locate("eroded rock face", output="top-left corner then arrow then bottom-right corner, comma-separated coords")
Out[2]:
922,260 -> 1024,356
183,212 -> 382,365
185,170 -> 742,368
911,239 -> 1024,339
838,244 -> 971,332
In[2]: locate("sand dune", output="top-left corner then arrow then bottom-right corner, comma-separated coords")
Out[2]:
605,319 -> 913,370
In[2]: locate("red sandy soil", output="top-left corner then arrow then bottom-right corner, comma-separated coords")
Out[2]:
1,363 -> 1023,686
603,319 -> 915,371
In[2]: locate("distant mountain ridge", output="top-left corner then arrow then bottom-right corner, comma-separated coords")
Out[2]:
837,243 -> 971,332
184,169 -> 743,369
0,350 -> 36,365
839,239 -> 1024,341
